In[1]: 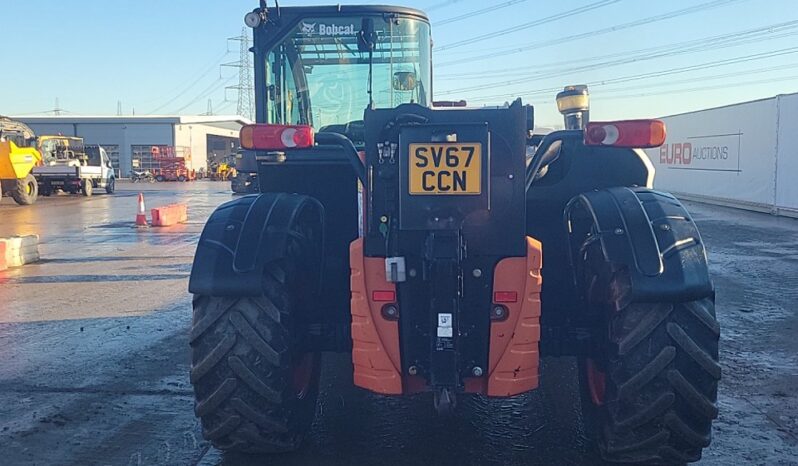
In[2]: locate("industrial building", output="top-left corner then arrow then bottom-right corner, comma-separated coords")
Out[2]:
15,115 -> 250,177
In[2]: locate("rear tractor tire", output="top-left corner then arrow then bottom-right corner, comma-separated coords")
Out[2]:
190,213 -> 323,453
11,174 -> 38,205
190,292 -> 320,453
577,191 -> 720,464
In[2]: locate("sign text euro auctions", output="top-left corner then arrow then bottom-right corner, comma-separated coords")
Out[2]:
656,133 -> 741,172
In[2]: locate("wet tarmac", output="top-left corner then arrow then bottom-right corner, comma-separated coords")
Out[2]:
0,181 -> 796,465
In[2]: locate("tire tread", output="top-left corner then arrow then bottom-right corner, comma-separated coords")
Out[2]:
190,215 -> 321,453
579,189 -> 719,464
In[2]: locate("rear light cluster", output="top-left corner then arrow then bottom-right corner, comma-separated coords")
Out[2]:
239,124 -> 315,151
584,119 -> 666,148
372,290 -> 396,302
493,291 -> 518,303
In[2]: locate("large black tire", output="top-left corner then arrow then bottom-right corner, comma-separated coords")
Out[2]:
105,177 -> 115,194
190,214 -> 323,453
190,293 -> 320,452
577,192 -> 720,464
11,174 -> 38,205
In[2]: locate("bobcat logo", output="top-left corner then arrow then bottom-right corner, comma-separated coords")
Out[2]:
300,22 -> 316,35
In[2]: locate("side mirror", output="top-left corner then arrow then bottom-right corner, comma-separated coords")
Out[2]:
393,71 -> 417,91
358,18 -> 376,52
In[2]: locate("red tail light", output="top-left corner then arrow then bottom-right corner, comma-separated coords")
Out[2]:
239,124 -> 314,150
584,120 -> 666,148
493,291 -> 518,303
372,290 -> 396,302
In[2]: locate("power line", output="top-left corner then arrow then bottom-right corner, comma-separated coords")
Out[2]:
437,25 -> 798,95
503,63 -> 798,106
12,110 -> 55,116
591,62 -> 798,95
172,74 -> 237,114
435,0 -> 529,26
424,0 -> 468,12
592,74 -> 798,101
215,100 -> 236,114
436,0 -> 620,51
465,46 -> 798,102
148,49 -> 231,114
438,0 -> 750,66
436,20 -> 798,80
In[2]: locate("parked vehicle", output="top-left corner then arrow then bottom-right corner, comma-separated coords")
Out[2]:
152,146 -> 195,182
188,4 -> 720,465
34,142 -> 115,196
0,117 -> 41,205
131,170 -> 156,183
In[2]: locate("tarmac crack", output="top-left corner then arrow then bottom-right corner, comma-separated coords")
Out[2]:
189,444 -> 213,466
740,395 -> 798,442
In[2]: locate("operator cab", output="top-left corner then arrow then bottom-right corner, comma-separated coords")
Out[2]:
251,5 -> 432,146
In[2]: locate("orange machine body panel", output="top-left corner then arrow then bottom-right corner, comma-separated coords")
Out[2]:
350,238 -> 403,394
487,237 -> 543,396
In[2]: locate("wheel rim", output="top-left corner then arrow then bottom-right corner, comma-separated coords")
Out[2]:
291,353 -> 316,400
26,182 -> 34,195
586,358 -> 606,406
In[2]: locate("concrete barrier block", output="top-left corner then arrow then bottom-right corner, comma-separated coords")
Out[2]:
151,203 -> 188,227
0,235 -> 40,267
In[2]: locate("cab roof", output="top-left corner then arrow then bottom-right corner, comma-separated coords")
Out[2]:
265,4 -> 429,22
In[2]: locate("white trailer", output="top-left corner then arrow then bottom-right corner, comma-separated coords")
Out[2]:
643,92 -> 798,218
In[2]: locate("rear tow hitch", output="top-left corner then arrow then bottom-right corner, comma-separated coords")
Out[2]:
433,387 -> 456,415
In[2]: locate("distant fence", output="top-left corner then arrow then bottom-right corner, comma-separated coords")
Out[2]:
643,93 -> 798,218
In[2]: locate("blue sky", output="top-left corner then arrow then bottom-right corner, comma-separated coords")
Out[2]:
3,0 -> 797,126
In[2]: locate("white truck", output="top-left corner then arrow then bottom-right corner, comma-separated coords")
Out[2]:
33,143 -> 116,197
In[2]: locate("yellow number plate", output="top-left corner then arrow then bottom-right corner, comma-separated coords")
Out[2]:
408,143 -> 481,195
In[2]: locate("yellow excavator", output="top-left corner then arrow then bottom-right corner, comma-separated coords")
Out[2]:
0,117 -> 41,205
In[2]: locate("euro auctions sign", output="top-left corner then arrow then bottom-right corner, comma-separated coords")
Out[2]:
642,95 -> 785,209
644,93 -> 798,215
658,133 -> 741,173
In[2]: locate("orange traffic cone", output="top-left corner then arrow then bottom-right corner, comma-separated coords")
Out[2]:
136,193 -> 148,227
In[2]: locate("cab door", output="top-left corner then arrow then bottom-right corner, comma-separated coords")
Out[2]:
100,147 -> 113,185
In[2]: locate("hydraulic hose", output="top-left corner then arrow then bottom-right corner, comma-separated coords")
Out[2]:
315,132 -> 366,185
525,130 -> 582,192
